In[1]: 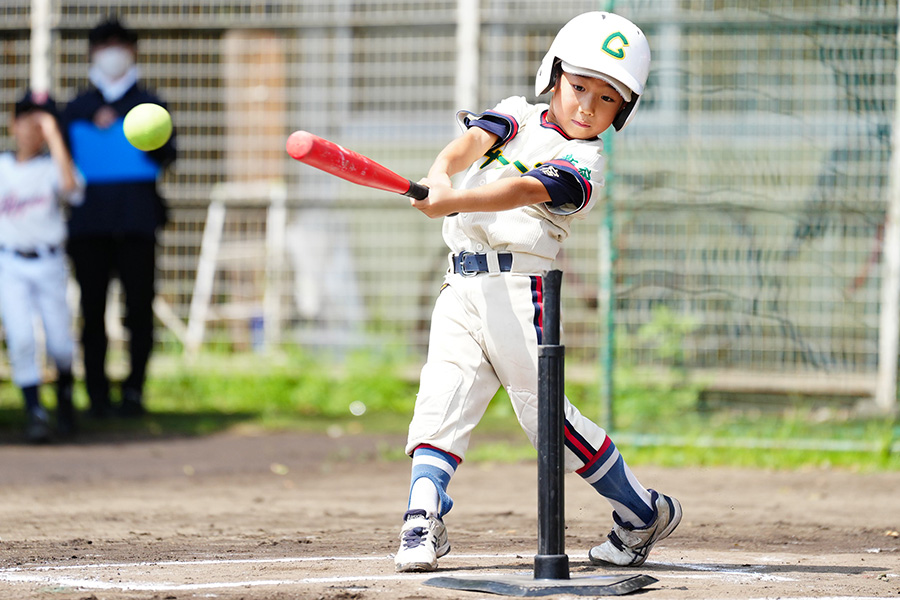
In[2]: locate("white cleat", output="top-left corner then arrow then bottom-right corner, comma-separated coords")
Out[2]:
394,509 -> 450,572
589,490 -> 682,567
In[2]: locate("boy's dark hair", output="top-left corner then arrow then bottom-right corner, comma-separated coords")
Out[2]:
14,89 -> 58,119
88,16 -> 138,48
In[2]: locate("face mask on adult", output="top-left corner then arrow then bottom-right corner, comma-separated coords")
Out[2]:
92,46 -> 134,81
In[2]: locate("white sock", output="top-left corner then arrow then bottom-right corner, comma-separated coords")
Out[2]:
408,477 -> 440,515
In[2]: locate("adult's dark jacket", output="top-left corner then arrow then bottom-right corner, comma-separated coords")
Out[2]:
61,84 -> 176,240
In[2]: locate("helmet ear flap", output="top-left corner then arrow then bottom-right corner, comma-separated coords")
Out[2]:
537,58 -> 563,96
613,96 -> 641,131
549,59 -> 563,92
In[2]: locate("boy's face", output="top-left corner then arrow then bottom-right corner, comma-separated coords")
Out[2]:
10,111 -> 47,156
547,72 -> 626,139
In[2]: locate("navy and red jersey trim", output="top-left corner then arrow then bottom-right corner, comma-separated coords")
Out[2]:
540,110 -> 573,139
525,158 -> 593,213
465,110 -> 519,150
539,110 -> 602,142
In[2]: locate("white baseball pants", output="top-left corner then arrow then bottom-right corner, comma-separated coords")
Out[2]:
406,271 -> 609,471
0,251 -> 75,387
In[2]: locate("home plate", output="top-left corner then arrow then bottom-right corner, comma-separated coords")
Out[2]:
425,572 -> 658,596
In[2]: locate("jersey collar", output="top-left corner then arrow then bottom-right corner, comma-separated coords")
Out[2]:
540,110 -> 600,141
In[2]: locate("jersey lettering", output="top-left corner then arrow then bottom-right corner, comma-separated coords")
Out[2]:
480,148 -> 529,174
482,149 -> 570,175
539,164 -> 560,178
481,148 -> 504,168
0,193 -> 45,216
559,153 -> 592,179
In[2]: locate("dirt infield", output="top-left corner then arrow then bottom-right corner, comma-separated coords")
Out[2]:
1,430 -> 898,600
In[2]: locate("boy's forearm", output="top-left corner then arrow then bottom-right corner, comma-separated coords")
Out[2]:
428,128 -> 496,179
413,170 -> 550,219
44,128 -> 78,193
415,127 -> 548,218
455,175 -> 550,213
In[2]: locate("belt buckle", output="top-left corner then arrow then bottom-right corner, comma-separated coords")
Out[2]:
457,251 -> 478,277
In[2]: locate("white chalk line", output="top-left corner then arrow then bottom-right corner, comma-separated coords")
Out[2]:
652,560 -> 795,582
0,553 -> 884,597
0,571 -> 437,592
0,553 -> 526,592
0,553 -> 416,572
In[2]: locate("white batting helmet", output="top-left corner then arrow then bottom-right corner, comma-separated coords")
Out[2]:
535,11 -> 651,131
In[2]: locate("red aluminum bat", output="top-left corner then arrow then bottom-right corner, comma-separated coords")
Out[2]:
286,130 -> 429,200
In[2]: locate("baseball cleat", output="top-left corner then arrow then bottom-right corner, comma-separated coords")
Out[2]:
394,509 -> 450,572
56,375 -> 77,437
118,388 -> 146,418
25,407 -> 52,444
589,490 -> 682,567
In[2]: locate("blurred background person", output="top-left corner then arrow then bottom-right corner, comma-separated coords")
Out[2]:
0,90 -> 84,442
61,16 -> 176,419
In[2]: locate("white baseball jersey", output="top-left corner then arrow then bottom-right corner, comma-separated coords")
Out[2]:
443,95 -> 605,273
407,96 -> 613,476
0,152 -> 83,249
0,152 -> 83,386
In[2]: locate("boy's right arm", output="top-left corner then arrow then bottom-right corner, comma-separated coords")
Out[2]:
412,127 -> 497,218
414,126 -> 556,219
424,127 -> 497,184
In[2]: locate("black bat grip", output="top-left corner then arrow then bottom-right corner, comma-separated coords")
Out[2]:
404,180 -> 458,216
404,181 -> 429,200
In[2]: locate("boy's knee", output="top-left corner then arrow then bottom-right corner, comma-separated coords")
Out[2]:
508,387 -> 539,443
406,361 -> 464,453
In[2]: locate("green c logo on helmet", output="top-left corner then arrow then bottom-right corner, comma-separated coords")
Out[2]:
602,32 -> 629,60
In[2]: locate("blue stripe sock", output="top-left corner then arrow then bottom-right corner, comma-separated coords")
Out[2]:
578,438 -> 654,526
409,446 -> 459,516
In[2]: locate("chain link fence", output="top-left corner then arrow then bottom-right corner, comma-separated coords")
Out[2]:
1,0 -> 897,406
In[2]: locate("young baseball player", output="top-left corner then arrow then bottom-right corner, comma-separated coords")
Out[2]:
0,90 -> 84,442
395,12 -> 681,572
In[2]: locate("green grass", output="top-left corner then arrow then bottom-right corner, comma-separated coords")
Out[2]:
0,351 -> 897,470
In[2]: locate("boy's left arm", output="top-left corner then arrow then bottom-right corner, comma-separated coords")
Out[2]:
416,149 -> 598,219
414,173 -> 550,219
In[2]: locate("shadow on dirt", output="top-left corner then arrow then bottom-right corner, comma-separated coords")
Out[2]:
0,407 -> 256,446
